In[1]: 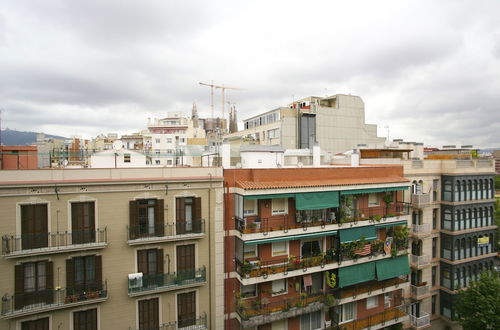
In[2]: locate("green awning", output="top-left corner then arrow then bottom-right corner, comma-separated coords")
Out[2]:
376,255 -> 410,281
338,262 -> 376,288
243,230 -> 337,246
375,221 -> 407,229
339,226 -> 377,243
295,191 -> 339,210
244,193 -> 295,200
340,186 -> 409,195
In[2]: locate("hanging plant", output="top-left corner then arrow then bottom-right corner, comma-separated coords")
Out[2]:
326,271 -> 337,288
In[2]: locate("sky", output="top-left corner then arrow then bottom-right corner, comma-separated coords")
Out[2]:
0,0 -> 499,148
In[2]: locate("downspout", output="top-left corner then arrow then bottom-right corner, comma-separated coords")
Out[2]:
208,172 -> 212,329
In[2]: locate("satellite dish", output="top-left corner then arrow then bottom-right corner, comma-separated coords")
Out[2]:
112,140 -> 123,151
297,162 -> 303,168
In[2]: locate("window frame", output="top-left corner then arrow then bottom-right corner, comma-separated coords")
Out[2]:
271,278 -> 287,296
271,241 -> 288,257
366,296 -> 378,309
368,194 -> 379,207
271,198 -> 288,215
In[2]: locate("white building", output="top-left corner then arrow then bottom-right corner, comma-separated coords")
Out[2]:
90,149 -> 146,168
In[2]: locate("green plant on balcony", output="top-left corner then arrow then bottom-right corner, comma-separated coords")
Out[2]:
371,240 -> 385,255
370,214 -> 383,222
340,195 -> 357,222
300,292 -> 308,299
252,300 -> 262,308
326,271 -> 337,288
241,261 -> 253,276
325,294 -> 336,307
383,193 -> 393,213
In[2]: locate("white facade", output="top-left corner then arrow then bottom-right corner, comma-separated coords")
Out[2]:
90,149 -> 146,168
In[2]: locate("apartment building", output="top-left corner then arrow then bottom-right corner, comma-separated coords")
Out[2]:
224,166 -> 413,330
0,167 -> 224,330
224,94 -> 385,155
357,145 -> 497,330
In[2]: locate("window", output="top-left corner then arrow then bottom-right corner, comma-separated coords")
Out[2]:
139,298 -> 159,330
243,244 -> 257,258
368,193 -> 379,207
137,248 -> 163,275
15,261 -> 53,309
432,266 -> 437,286
241,284 -> 257,298
129,199 -> 164,239
155,160 -> 160,165
432,208 -> 438,229
444,180 -> 452,201
74,308 -> 97,330
366,296 -> 378,309
271,319 -> 287,330
71,202 -> 96,244
166,159 -> 172,165
301,240 -> 321,258
272,198 -> 287,215
155,149 -> 160,155
180,138 -> 185,143
167,138 -> 172,143
178,291 -> 196,328
338,302 -> 356,323
243,199 -> 257,216
271,279 -> 287,295
155,138 -> 160,143
124,153 -> 131,163
300,311 -> 321,330
20,204 -> 48,250
67,255 -> 102,295
176,197 -> 202,234
431,295 -> 436,315
21,317 -> 50,330
272,241 -> 288,256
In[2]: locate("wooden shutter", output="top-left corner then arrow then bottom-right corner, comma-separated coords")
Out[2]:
155,199 -> 165,237
178,291 -> 196,327
15,264 -> 24,310
176,198 -> 186,234
95,255 -> 102,290
21,205 -> 34,249
71,203 -> 82,244
156,249 -> 164,274
88,202 -> 96,242
45,261 -> 54,304
66,259 -> 75,293
194,197 -> 202,233
35,204 -> 48,248
129,200 -> 138,239
137,250 -> 148,275
177,244 -> 195,272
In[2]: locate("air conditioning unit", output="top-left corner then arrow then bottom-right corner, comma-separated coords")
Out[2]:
128,272 -> 143,289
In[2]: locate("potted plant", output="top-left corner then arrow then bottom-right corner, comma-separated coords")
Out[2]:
241,261 -> 253,277
325,294 -> 336,307
326,271 -> 337,288
383,193 -> 393,215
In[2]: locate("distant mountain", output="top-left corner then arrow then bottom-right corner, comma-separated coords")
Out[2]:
0,129 -> 68,146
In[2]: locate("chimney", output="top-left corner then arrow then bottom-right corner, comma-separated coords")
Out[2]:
351,151 -> 360,167
313,142 -> 320,167
221,139 -> 231,169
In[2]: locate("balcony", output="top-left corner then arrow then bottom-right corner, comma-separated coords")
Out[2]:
411,194 -> 431,208
411,223 -> 431,237
236,292 -> 329,328
1,282 -> 108,319
335,277 -> 408,304
129,313 -> 207,330
333,306 -> 408,330
126,220 -> 205,245
128,267 -> 206,296
410,311 -> 431,329
410,254 -> 430,268
410,283 -> 430,298
1,228 -> 107,259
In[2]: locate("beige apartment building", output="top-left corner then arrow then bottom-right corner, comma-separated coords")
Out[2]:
0,167 -> 224,330
224,94 -> 385,155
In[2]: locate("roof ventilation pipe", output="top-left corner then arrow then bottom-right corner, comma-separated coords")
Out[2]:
351,151 -> 360,167
313,142 -> 321,167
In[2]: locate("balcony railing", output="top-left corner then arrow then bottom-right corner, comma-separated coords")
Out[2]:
335,277 -> 408,301
2,228 -> 107,257
410,284 -> 430,298
127,220 -> 205,241
1,281 -> 108,318
409,311 -> 430,329
411,193 -> 431,207
237,292 -> 328,321
410,254 -> 430,267
235,202 -> 409,234
128,313 -> 207,330
412,223 -> 431,235
128,267 -> 206,295
333,306 -> 407,330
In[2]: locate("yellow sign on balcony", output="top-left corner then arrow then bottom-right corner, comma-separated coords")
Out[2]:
478,236 -> 489,247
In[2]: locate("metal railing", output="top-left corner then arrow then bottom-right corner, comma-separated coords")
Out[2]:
412,223 -> 431,235
410,254 -> 430,267
1,281 -> 107,317
333,306 -> 407,330
128,267 -> 206,295
127,220 -> 205,241
335,277 -> 407,300
411,193 -> 430,207
410,284 -> 430,297
2,228 -> 107,256
409,311 -> 430,329
129,313 -> 207,330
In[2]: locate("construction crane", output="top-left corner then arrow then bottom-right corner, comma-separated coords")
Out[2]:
199,82 -> 245,129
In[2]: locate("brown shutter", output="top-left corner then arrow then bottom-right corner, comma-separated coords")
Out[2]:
95,255 -> 102,289
129,201 -> 138,239
66,259 -> 75,293
155,199 -> 164,237
45,261 -> 54,304
194,197 -> 202,233
89,202 -> 96,242
157,249 -> 164,274
176,198 -> 185,234
137,250 -> 148,275
15,264 -> 24,293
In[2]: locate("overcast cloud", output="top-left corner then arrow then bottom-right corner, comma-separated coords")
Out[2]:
0,0 -> 499,147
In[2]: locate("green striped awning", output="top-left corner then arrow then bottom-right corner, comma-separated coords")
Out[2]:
338,262 -> 376,288
374,221 -> 407,229
339,226 -> 377,243
244,193 -> 295,200
376,255 -> 410,281
340,186 -> 409,195
295,191 -> 340,210
243,230 -> 337,246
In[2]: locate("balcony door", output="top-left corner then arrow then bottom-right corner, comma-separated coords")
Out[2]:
15,261 -> 53,310
176,197 -> 201,234
177,244 -> 195,280
67,255 -> 102,295
71,202 -> 96,244
138,248 -> 164,276
129,199 -> 164,239
138,298 -> 159,330
21,204 -> 48,250
73,308 -> 97,330
177,291 -> 196,328
21,317 -> 50,330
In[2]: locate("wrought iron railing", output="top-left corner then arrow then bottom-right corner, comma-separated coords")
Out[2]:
127,220 -> 205,241
1,228 -> 107,256
128,267 -> 206,294
334,277 -> 407,300
331,306 -> 406,330
128,313 -> 207,330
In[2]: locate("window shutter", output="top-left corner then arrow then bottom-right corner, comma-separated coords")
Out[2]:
157,249 -> 164,274
137,250 -> 148,275
15,264 -> 24,293
45,261 -> 54,304
155,199 -> 165,237
194,198 -> 202,233
95,255 -> 102,290
66,259 -> 75,293
89,202 -> 96,242
176,198 -> 185,234
129,201 -> 138,239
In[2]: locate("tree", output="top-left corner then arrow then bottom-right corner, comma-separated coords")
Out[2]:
455,271 -> 500,330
